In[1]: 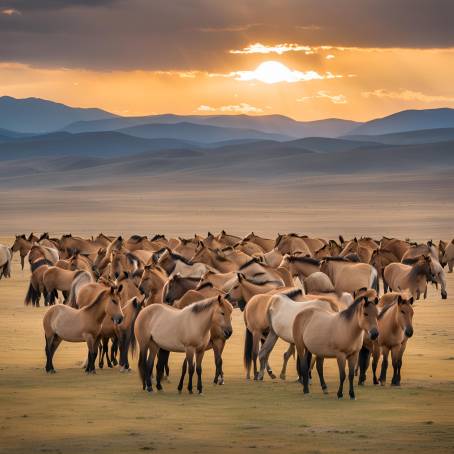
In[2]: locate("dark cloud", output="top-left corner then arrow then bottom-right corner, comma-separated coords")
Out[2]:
0,0 -> 453,71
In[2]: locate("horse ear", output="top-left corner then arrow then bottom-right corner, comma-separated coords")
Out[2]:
373,297 -> 379,305
408,297 -> 414,305
217,295 -> 222,305
237,273 -> 243,282
117,284 -> 123,293
110,286 -> 115,294
124,271 -> 129,278
397,295 -> 403,304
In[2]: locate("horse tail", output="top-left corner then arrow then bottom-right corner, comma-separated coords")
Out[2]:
127,303 -> 143,358
243,328 -> 253,372
67,270 -> 92,308
24,281 -> 38,306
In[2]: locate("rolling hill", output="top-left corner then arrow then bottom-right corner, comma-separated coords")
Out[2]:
0,96 -> 117,133
351,108 -> 454,136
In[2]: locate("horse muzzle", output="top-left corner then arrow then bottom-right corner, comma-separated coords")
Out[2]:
369,328 -> 379,340
405,327 -> 414,338
223,329 -> 233,339
112,315 -> 124,325
441,290 -> 448,300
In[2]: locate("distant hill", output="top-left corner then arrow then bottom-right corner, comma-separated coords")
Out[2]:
0,96 -> 117,133
64,113 -> 360,138
117,122 -> 290,143
351,108 -> 454,136
0,131 -> 198,161
284,137 -> 384,153
344,127 -> 454,145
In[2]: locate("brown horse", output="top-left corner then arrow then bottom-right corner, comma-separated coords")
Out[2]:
293,295 -> 379,399
280,255 -> 320,279
137,265 -> 167,305
161,274 -> 200,305
275,233 -> 312,256
440,239 -> 454,272
43,286 -> 124,373
135,295 -> 233,394
243,232 -> 275,253
11,234 -> 35,270
383,255 -> 433,299
358,294 -> 414,386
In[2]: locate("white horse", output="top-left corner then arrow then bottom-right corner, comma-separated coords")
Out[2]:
0,244 -> 12,279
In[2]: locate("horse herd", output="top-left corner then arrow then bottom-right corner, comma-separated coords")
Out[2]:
0,232 -> 452,399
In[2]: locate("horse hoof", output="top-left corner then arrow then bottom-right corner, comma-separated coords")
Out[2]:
323,388 -> 328,395
350,396 -> 356,401
218,379 -> 224,386
337,394 -> 343,399
279,374 -> 286,380
269,373 -> 276,380
358,381 -> 364,386
146,386 -> 152,393
99,364 -> 103,369
112,359 -> 118,366
188,390 -> 193,394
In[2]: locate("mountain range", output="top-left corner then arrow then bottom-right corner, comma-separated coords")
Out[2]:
0,95 -> 453,188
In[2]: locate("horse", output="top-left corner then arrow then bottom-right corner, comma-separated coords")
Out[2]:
256,293 -> 340,381
137,265 -> 167,305
135,295 -> 233,394
243,288 -> 307,380
370,248 -> 399,281
383,255 -> 433,299
161,274 -> 200,305
242,232 -> 275,253
158,249 -> 215,278
0,244 -> 12,279
380,237 -> 411,261
174,289 -> 234,385
11,234 -> 35,270
225,273 -> 284,310
293,295 -> 379,399
303,271 -> 334,294
190,244 -> 238,273
43,286 -> 124,374
358,294 -> 414,386
24,255 -> 54,307
174,282 -> 224,309
402,241 -> 447,299
280,255 -> 320,279
439,239 -> 454,272
43,266 -> 84,305
275,233 -> 312,256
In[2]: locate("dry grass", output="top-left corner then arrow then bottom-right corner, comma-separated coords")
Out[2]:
0,236 -> 453,454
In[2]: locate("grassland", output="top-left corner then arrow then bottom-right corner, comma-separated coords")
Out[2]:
0,236 -> 453,453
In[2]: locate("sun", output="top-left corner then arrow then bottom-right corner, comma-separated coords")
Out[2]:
233,60 -> 321,84
253,61 -> 294,84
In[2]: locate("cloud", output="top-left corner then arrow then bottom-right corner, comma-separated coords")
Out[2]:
325,54 -> 335,60
362,89 -> 454,102
298,91 -> 347,104
230,43 -> 314,55
216,61 -> 339,84
0,1 -> 453,71
196,103 -> 263,114
1,8 -> 21,16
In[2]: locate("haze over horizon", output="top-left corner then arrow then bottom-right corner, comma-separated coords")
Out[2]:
1,1 -> 454,121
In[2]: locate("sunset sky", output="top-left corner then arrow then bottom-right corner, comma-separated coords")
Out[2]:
1,0 -> 453,121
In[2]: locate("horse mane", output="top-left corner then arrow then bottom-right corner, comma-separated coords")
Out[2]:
244,277 -> 283,287
344,253 -> 360,262
190,298 -> 216,314
84,289 -> 110,310
402,256 -> 423,265
129,235 -> 146,242
340,295 -> 365,320
196,281 -> 214,291
323,256 -> 353,262
151,234 -> 166,242
282,288 -> 303,299
169,252 -> 193,265
37,232 -> 49,242
378,302 -> 396,320
409,259 -> 429,280
31,258 -> 52,272
239,257 -> 261,270
285,255 -> 320,265
132,269 -> 144,279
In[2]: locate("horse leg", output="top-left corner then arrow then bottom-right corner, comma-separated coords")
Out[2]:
138,344 -> 151,391
98,342 -> 104,369
156,349 -> 169,391
379,347 -> 390,385
20,254 -> 25,271
257,330 -> 279,381
105,338 -> 113,368
86,335 -> 98,374
45,334 -> 61,373
252,332 -> 261,380
177,359 -> 187,393
358,346 -> 370,385
390,345 -> 400,386
62,290 -> 69,304
348,353 -> 358,400
300,351 -> 311,394
372,345 -> 380,385
280,343 -> 295,380
316,356 -> 328,394
186,348 -> 195,394
212,339 -> 223,385
195,349 -> 205,394
336,355 -> 347,399
111,337 -> 118,366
